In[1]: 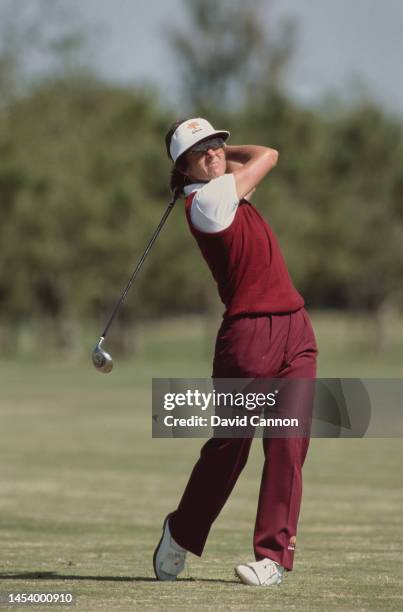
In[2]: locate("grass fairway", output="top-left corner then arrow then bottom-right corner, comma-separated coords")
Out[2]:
0,313 -> 402,611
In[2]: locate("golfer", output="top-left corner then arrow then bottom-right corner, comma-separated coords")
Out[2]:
153,118 -> 318,586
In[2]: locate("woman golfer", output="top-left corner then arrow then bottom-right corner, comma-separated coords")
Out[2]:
153,118 -> 318,586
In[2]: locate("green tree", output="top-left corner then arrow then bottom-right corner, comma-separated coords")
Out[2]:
0,75 -> 214,355
327,103 -> 403,349
169,0 -> 296,113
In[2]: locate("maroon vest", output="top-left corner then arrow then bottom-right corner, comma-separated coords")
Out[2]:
185,194 -> 304,318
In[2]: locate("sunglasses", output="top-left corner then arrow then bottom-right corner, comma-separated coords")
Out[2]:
188,137 -> 225,154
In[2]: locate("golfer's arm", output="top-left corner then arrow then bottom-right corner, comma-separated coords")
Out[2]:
226,157 -> 256,200
225,158 -> 243,173
225,144 -> 279,200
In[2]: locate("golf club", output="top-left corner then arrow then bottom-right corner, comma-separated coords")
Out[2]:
92,190 -> 180,373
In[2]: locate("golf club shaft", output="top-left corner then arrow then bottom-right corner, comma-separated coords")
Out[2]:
101,193 -> 179,339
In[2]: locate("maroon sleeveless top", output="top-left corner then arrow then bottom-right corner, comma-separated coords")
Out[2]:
185,194 -> 304,318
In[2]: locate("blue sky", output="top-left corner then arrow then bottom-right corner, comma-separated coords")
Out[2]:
2,0 -> 403,113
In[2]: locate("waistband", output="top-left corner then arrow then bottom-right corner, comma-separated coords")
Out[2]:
224,306 -> 304,322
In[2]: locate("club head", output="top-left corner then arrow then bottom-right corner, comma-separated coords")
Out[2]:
92,337 -> 113,373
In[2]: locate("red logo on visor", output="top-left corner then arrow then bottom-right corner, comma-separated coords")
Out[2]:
187,121 -> 202,134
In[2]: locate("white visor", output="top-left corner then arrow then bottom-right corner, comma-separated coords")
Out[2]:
170,118 -> 230,163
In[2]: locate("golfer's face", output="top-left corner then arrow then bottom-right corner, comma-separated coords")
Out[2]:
185,145 -> 226,181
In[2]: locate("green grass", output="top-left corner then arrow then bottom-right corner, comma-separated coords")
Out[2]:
0,313 -> 402,611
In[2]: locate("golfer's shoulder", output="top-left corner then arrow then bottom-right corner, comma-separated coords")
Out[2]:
194,174 -> 238,210
190,174 -> 240,233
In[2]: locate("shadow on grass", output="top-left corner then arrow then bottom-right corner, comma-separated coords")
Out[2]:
0,572 -> 238,584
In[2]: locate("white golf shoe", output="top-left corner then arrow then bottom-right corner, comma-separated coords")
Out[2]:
235,558 -> 284,586
153,515 -> 187,581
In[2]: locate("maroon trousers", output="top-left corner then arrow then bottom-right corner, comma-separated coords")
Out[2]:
169,307 -> 318,571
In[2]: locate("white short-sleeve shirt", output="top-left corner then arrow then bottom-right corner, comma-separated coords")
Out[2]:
183,174 -> 240,233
